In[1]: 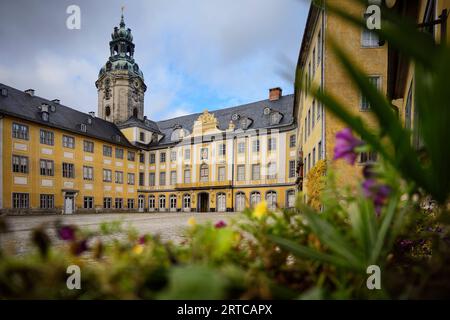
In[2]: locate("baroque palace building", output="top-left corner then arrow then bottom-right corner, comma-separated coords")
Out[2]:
0,13 -> 298,214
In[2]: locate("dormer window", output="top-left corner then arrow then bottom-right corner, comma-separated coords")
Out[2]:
41,112 -> 49,122
80,124 -> 87,132
140,132 -> 145,142
40,104 -> 49,122
231,113 -> 240,121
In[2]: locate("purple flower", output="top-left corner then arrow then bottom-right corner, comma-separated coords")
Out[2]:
57,225 -> 76,241
362,179 -> 391,215
363,164 -> 376,179
333,128 -> 364,165
138,235 -> 147,245
399,239 -> 414,249
214,220 -> 227,229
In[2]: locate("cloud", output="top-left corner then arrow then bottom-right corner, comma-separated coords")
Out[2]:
0,0 -> 309,121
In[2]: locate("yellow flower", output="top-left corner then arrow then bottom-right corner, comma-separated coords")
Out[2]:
132,244 -> 144,255
253,201 -> 268,219
187,216 -> 197,227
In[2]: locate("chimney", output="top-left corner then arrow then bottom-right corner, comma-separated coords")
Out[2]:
52,99 -> 60,104
269,87 -> 282,101
89,111 -> 95,118
24,89 -> 35,96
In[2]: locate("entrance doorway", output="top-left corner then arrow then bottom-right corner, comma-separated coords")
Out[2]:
217,193 -> 226,212
197,193 -> 209,212
138,195 -> 145,212
64,194 -> 74,214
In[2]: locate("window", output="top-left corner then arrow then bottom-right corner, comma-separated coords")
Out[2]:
12,123 -> 29,140
304,118 -> 307,142
308,153 -> 311,172
103,145 -> 112,157
12,193 -> 29,208
362,28 -> 379,47
12,155 -> 28,174
127,173 -> 135,185
313,148 -> 316,166
83,140 -> 94,153
148,196 -> 155,209
39,159 -> 54,176
80,124 -> 87,132
235,192 -> 246,212
115,148 -> 124,159
149,153 -> 155,164
304,157 -> 307,176
184,169 -> 191,183
127,199 -> 135,209
361,76 -> 381,110
84,197 -> 94,209
268,137 -> 276,151
127,151 -> 135,161
312,102 -> 316,128
218,166 -> 226,182
316,100 -> 321,120
317,30 -> 322,65
237,142 -> 245,154
159,172 -> 166,186
140,153 -> 146,163
115,198 -> 123,209
289,160 -> 296,178
40,129 -> 54,145
252,139 -> 260,153
103,169 -> 112,182
360,152 -> 378,164
63,135 -> 75,149
237,165 -> 245,181
219,143 -> 227,156
170,194 -> 177,209
318,141 -> 323,160
252,164 -> 260,181
115,171 -> 123,184
170,171 -> 177,185
139,172 -> 145,186
287,190 -> 296,208
308,110 -> 311,136
200,148 -> 208,160
40,194 -> 54,209
149,173 -> 155,186
103,197 -> 112,209
200,164 -> 209,182
170,150 -> 177,162
266,191 -> 277,210
62,163 -> 75,178
159,195 -> 166,209
289,135 -> 296,148
140,132 -> 145,142
83,166 -> 94,180
267,162 -> 277,179
312,47 -> 316,75
185,149 -> 191,160
160,152 -> 166,163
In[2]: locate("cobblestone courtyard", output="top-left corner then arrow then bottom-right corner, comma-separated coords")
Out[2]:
1,212 -> 237,255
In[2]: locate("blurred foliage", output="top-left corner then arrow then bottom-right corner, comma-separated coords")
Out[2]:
305,160 -> 327,210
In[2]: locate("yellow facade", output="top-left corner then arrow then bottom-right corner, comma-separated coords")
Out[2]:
1,116 -> 140,213
295,0 -> 388,199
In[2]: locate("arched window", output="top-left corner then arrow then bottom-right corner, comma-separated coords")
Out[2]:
183,194 -> 191,212
250,191 -> 261,207
148,195 -> 155,210
133,108 -> 138,118
105,106 -> 111,117
287,190 -> 296,208
266,191 -> 277,210
170,194 -> 177,211
235,192 -> 246,212
200,164 -> 209,182
217,193 -> 226,212
159,195 -> 166,211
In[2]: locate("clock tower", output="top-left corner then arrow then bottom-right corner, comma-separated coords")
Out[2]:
96,11 -> 147,124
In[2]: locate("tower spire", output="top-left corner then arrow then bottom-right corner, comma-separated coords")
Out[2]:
120,6 -> 125,27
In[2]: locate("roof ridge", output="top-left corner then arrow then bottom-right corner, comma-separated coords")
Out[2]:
156,93 -> 294,124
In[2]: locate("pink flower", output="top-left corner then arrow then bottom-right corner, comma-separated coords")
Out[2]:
333,128 -> 364,165
362,179 -> 391,216
214,220 -> 227,229
57,225 -> 76,241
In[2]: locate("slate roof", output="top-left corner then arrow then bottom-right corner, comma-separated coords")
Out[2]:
0,83 -> 136,149
117,115 -> 161,133
155,94 -> 295,145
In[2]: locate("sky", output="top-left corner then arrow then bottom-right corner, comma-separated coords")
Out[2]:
0,0 -> 309,121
